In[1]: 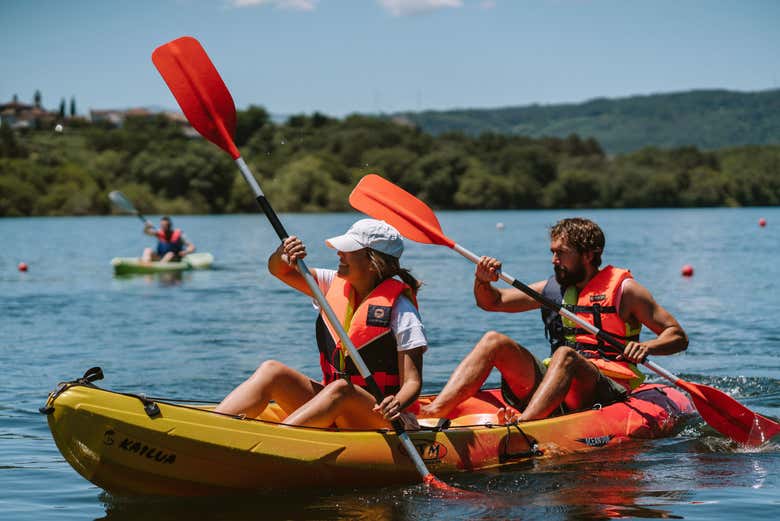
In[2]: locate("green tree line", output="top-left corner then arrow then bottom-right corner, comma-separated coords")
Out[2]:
1,107 -> 779,217
396,89 -> 780,154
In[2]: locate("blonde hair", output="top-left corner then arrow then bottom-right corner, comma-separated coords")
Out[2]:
367,249 -> 421,294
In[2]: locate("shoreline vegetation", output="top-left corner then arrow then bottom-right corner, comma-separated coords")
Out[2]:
2,105 -> 779,217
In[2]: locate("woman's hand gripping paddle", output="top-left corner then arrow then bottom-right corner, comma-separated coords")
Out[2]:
349,173 -> 780,447
108,191 -> 152,227
151,36 -> 465,494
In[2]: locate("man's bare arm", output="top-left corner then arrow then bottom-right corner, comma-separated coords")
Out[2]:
622,279 -> 688,359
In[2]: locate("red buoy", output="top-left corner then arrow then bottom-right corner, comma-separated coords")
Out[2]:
18,262 -> 28,272
759,217 -> 767,227
681,264 -> 694,277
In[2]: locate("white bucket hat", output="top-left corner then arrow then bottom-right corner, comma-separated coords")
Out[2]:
325,219 -> 404,258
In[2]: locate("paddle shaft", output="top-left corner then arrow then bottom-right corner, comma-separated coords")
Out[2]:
235,158 -> 433,479
134,213 -> 151,225
451,243 -> 678,382
109,192 -> 151,225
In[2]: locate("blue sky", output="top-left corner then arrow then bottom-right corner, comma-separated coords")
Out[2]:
2,0 -> 779,117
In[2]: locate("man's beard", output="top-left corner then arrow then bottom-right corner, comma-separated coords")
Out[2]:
554,263 -> 586,287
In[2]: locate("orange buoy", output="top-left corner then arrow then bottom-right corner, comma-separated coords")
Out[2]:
759,217 -> 767,227
681,264 -> 694,277
18,262 -> 28,272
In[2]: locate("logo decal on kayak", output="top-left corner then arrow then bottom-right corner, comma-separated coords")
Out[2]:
576,434 -> 613,447
105,430 -> 177,464
400,441 -> 448,462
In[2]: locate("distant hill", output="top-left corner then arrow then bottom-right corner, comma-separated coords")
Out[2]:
392,89 -> 780,154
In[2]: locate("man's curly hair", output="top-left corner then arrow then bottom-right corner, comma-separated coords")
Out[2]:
549,218 -> 604,268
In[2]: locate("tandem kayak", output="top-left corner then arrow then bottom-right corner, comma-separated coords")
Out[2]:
111,252 -> 214,275
42,368 -> 694,496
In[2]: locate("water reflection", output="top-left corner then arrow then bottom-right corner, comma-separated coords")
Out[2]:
98,488 -> 455,521
95,441 -> 693,521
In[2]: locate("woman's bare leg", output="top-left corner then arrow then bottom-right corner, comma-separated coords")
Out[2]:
283,379 -> 388,429
214,360 -> 321,418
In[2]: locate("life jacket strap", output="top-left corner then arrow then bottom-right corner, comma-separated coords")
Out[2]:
562,304 -> 617,314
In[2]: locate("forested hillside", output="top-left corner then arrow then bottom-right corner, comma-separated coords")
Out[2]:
393,89 -> 780,154
2,106 -> 779,217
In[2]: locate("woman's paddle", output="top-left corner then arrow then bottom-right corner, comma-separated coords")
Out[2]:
151,36 -> 462,493
349,173 -> 780,447
108,190 -> 151,225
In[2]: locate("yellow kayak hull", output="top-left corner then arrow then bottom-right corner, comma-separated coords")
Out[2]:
43,374 -> 694,495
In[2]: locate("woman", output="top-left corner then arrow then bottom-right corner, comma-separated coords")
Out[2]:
215,219 -> 426,430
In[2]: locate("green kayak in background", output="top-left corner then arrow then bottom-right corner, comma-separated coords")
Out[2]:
111,252 -> 214,275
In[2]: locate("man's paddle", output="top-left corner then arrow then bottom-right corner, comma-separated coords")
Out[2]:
151,36 -> 462,493
349,173 -> 780,447
108,190 -> 151,225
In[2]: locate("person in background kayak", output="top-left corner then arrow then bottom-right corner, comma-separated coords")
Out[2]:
141,216 -> 195,262
215,219 -> 427,430
419,217 -> 688,422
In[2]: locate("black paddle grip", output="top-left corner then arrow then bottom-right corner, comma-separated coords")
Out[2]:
256,195 -> 289,240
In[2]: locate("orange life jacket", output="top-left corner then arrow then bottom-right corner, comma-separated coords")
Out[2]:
315,275 -> 417,396
542,265 -> 645,389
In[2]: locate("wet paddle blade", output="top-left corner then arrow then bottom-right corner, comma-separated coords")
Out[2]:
152,36 -> 240,159
108,191 -> 137,214
349,174 -> 455,248
423,473 -> 478,497
679,380 -> 780,446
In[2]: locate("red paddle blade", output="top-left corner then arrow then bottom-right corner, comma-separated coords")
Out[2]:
349,174 -> 455,248
152,36 -> 240,159
680,380 -> 780,446
423,473 -> 479,497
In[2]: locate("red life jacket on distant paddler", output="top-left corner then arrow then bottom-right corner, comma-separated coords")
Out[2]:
541,265 -> 645,389
156,229 -> 183,256
315,276 -> 417,396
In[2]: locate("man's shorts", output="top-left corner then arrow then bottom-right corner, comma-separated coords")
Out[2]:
500,356 -> 628,415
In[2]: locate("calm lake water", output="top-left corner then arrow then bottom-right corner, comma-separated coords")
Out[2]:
1,208 -> 779,520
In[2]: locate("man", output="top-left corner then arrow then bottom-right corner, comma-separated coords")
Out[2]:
419,217 -> 688,421
141,216 -> 195,262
